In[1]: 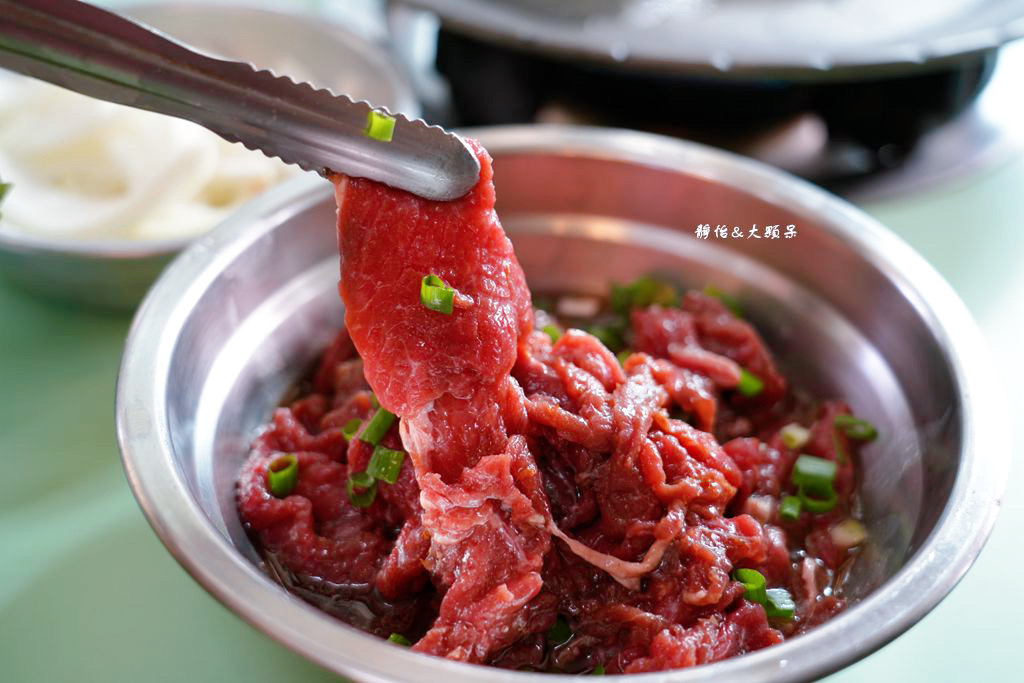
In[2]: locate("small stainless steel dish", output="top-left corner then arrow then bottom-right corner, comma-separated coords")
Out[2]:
0,2 -> 417,310
117,126 -> 1006,682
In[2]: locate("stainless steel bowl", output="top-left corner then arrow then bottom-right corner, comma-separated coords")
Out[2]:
117,126 -> 1006,682
0,2 -> 417,311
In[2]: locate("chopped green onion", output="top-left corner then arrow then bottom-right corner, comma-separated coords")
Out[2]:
387,633 -> 411,646
592,663 -> 606,675
266,454 -> 299,498
346,471 -> 377,508
421,274 -> 455,315
364,110 -> 396,142
543,324 -> 562,343
341,418 -> 362,442
645,278 -> 679,308
799,485 -> 839,513
732,568 -> 767,604
611,276 -> 679,314
791,454 -> 840,514
609,284 -> 631,314
764,588 -> 795,620
779,495 -> 802,521
617,348 -> 632,366
779,423 -> 811,450
791,455 -> 837,496
831,430 -> 848,465
732,569 -> 795,620
587,324 -> 625,352
367,445 -> 405,485
0,181 -> 10,204
737,368 -> 764,397
546,616 -> 572,645
834,414 -> 878,442
361,407 -> 396,446
703,284 -> 744,317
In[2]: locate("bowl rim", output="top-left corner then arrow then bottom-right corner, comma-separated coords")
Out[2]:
116,124 -> 1008,682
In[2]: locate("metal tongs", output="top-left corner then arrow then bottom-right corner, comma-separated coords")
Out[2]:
0,0 -> 480,201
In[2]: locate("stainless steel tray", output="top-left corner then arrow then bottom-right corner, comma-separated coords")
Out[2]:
395,0 -> 1024,77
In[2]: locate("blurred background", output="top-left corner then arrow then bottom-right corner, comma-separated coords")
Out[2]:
0,0 -> 1020,681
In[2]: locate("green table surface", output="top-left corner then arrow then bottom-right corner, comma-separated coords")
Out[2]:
2,153 -> 1021,682
1,0 -> 1022,667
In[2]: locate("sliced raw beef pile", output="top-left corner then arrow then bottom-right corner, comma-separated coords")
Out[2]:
237,138 -> 869,674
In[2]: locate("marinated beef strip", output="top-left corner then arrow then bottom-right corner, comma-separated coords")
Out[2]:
333,139 -> 549,661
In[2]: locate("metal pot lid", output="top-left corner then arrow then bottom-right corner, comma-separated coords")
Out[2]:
395,0 -> 1024,78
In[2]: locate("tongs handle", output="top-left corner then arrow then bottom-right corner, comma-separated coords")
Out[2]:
0,0 -> 479,200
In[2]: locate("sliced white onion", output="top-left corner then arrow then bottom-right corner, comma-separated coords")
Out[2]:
0,76 -> 295,242
830,518 -> 868,549
742,494 -> 775,524
556,295 -> 602,318
780,422 -> 811,450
